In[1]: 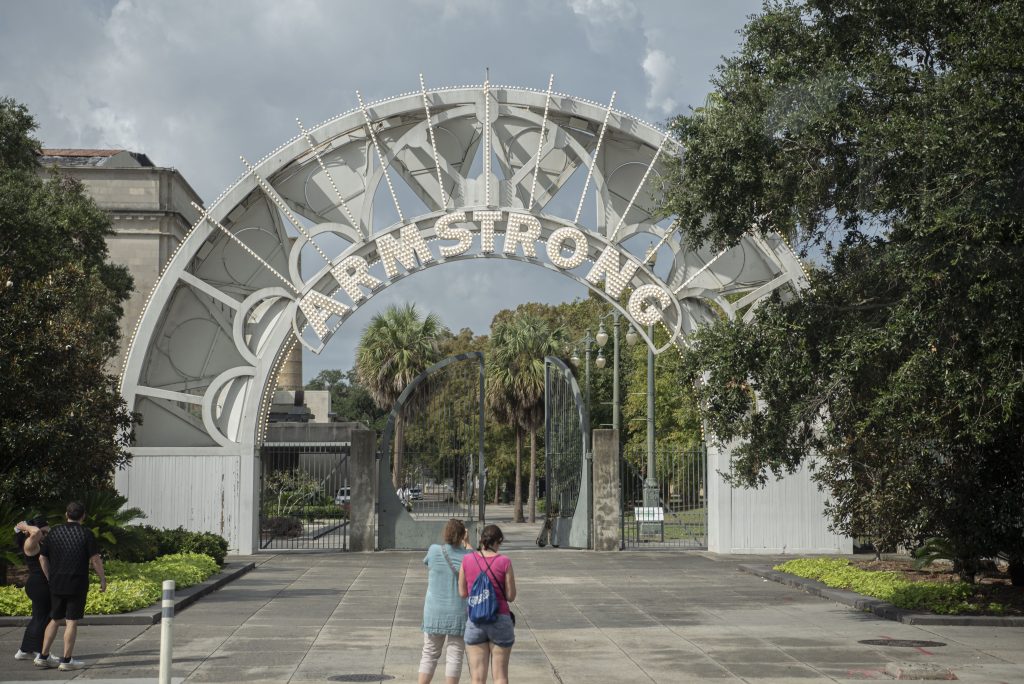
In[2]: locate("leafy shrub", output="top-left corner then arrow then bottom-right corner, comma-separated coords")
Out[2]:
264,470 -> 320,518
0,585 -> 31,614
106,553 -> 218,589
775,557 -> 976,614
151,527 -> 228,565
84,579 -> 161,615
104,524 -> 161,563
297,504 -> 349,521
0,552 -> 219,616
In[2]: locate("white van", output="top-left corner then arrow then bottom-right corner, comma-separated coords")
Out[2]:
334,486 -> 351,505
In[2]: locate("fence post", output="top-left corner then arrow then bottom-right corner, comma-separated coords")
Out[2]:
159,579 -> 174,684
591,429 -> 620,551
349,429 -> 377,551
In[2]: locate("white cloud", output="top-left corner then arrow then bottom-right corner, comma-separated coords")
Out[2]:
642,48 -> 678,114
566,0 -> 640,52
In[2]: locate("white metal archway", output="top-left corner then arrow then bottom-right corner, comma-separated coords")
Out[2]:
117,77 -> 807,553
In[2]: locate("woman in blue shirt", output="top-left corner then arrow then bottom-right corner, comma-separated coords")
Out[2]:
420,518 -> 473,684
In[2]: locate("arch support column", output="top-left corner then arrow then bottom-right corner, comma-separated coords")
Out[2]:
349,429 -> 377,552
592,429 -> 620,551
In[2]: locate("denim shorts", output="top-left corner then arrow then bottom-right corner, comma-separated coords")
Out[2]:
464,614 -> 515,647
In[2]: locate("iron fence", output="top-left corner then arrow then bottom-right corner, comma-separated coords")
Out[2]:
259,443 -> 349,550
621,444 -> 707,549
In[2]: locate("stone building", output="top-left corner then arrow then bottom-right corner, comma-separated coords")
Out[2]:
38,149 -> 203,369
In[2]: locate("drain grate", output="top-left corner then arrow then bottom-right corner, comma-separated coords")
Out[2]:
327,676 -> 395,682
859,639 -> 947,648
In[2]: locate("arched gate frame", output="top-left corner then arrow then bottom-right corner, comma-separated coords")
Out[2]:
117,77 -> 807,553
377,352 -> 485,549
544,356 -> 591,549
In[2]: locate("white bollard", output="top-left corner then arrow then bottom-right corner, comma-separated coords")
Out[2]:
159,579 -> 175,684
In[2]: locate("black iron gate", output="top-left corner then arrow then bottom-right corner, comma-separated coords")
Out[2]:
543,356 -> 591,549
378,352 -> 485,549
621,444 -> 707,549
259,442 -> 350,550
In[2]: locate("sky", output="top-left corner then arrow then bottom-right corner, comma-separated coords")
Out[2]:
0,0 -> 763,381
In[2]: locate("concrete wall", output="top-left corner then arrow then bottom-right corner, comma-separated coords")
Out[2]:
591,429 -> 620,551
43,165 -> 203,372
114,453 -> 242,547
706,441 -> 852,555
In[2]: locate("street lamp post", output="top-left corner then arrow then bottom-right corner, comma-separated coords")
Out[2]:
643,323 -> 658,509
570,329 -> 597,418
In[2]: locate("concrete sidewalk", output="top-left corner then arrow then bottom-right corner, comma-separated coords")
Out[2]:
3,540 -> 1023,683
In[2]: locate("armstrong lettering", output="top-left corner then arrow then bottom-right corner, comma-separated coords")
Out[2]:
295,210 -> 675,351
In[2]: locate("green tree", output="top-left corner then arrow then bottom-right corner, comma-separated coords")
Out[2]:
0,98 -> 136,510
488,312 -> 563,523
665,1 -> 1024,580
355,303 -> 445,488
306,368 -> 386,430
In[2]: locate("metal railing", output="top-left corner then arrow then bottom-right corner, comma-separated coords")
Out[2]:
621,444 -> 707,549
258,443 -> 349,550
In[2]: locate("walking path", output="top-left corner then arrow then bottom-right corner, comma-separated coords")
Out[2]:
3,530 -> 1023,683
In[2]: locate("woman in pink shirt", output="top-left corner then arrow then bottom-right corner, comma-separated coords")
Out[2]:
458,525 -> 516,684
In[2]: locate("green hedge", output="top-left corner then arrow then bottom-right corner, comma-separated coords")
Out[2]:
774,557 -> 997,615
106,526 -> 228,565
0,553 -> 218,616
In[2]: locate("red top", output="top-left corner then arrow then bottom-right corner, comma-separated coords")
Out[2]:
464,552 -> 512,615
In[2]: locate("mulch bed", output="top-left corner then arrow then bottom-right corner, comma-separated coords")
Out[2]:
853,558 -> 1024,616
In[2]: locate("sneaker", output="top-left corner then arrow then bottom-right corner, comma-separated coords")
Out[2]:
58,658 -> 86,671
33,654 -> 59,668
14,649 -> 38,660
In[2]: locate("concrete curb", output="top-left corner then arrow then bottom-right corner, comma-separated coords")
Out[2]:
739,564 -> 1024,627
0,561 -> 255,627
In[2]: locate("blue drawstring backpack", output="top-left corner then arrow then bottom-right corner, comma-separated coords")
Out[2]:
466,554 -> 499,623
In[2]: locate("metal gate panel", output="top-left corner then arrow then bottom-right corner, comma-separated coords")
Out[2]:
378,352 -> 485,549
544,357 -> 591,549
259,442 -> 349,550
621,444 -> 707,549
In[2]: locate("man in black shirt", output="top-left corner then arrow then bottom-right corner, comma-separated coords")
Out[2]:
37,501 -> 106,671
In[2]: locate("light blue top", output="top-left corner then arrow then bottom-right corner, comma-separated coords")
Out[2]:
422,543 -> 470,635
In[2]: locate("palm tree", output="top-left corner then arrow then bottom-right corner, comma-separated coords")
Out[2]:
356,303 -> 445,488
488,312 -> 563,523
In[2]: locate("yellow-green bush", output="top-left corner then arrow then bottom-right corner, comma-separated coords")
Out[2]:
105,552 -> 218,589
0,585 -> 31,615
0,553 -> 218,616
774,557 -> 982,614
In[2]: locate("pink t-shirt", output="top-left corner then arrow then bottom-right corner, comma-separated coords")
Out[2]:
463,552 -> 512,615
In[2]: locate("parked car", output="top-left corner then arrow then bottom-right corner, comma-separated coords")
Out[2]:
409,484 -> 423,500
334,486 -> 351,505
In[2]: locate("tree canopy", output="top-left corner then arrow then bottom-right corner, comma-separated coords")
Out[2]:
0,97 -> 136,509
666,0 -> 1024,572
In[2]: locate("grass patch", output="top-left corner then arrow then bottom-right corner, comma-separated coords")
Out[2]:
0,553 -> 218,616
774,557 -> 1001,615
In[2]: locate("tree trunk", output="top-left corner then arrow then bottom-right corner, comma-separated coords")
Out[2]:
528,427 -> 537,523
392,415 -> 404,490
513,429 -> 524,522
494,479 -> 500,505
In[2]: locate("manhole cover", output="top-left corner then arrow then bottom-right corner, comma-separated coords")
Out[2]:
859,639 -> 947,648
327,676 -> 395,682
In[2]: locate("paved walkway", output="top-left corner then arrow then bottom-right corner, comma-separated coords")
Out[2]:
3,532 -> 1023,683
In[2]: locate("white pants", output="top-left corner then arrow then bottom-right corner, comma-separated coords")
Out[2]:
419,632 -> 465,679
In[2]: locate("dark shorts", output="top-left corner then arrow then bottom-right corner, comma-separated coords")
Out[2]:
464,614 -> 515,647
51,592 -> 88,621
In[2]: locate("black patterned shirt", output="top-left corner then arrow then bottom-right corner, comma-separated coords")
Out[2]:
39,523 -> 99,595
